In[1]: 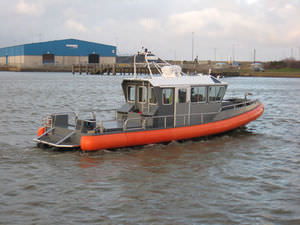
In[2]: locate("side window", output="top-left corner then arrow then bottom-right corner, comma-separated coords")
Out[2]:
216,86 -> 225,101
138,86 -> 147,103
127,86 -> 135,102
162,88 -> 173,105
209,86 -> 225,102
149,87 -> 157,104
191,87 -> 207,103
178,88 -> 187,103
208,86 -> 217,101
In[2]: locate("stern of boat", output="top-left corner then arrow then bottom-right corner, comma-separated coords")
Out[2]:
33,113 -> 81,148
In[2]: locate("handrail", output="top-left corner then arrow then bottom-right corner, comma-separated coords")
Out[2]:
43,112 -> 78,129
132,49 -> 187,78
43,100 -> 259,134
45,112 -> 78,117
222,99 -> 257,110
119,100 -> 259,131
121,111 -> 220,131
80,119 -> 96,123
47,109 -> 117,117
45,110 -> 116,129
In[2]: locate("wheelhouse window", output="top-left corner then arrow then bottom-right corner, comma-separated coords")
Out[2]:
208,86 -> 225,102
191,86 -> 207,103
149,87 -> 157,104
162,88 -> 173,105
127,86 -> 135,102
138,86 -> 147,103
178,88 -> 187,103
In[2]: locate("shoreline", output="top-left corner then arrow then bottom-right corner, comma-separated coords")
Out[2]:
1,65 -> 300,78
239,71 -> 300,78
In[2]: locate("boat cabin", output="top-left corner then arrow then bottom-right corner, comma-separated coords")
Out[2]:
117,69 -> 227,128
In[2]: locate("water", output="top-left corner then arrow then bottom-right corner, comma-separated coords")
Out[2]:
0,72 -> 299,225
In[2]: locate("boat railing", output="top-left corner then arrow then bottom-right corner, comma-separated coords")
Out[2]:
221,99 -> 258,111
42,109 -> 119,130
42,112 -> 78,129
43,100 -> 259,133
121,100 -> 259,132
75,110 -> 218,134
122,111 -> 220,132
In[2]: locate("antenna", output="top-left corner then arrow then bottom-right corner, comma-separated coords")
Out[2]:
133,54 -> 137,78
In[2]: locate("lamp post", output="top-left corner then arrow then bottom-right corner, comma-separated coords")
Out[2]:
214,48 -> 217,62
232,44 -> 235,63
192,32 -> 194,61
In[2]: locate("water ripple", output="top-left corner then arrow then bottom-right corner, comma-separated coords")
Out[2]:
0,73 -> 300,224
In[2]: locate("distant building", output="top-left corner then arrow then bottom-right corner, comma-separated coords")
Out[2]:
214,62 -> 229,69
0,39 -> 116,66
231,61 -> 240,68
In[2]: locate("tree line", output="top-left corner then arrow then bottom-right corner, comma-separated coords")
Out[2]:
264,58 -> 300,69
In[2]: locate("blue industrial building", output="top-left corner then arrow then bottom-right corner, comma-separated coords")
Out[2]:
0,39 -> 117,65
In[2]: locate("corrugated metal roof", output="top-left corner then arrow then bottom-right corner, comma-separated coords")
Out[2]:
0,39 -> 116,57
125,75 -> 227,87
0,45 -> 24,57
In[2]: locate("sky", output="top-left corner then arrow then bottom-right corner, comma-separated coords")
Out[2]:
0,0 -> 300,61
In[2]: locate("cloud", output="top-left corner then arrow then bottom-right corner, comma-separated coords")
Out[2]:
166,7 -> 300,46
168,9 -> 221,35
1,0 -> 299,60
64,19 -> 87,33
139,18 -> 161,31
16,0 -> 44,16
245,0 -> 259,4
287,30 -> 300,43
171,8 -> 258,33
167,8 -> 262,40
92,26 -> 102,33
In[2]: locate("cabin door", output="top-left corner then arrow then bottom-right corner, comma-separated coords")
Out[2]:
174,87 -> 190,127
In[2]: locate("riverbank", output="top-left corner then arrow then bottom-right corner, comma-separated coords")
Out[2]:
1,64 -> 300,78
239,68 -> 300,78
241,72 -> 300,78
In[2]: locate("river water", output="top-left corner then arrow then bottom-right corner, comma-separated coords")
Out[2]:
0,72 -> 299,225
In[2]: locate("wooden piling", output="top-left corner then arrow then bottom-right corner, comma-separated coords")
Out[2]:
112,64 -> 116,75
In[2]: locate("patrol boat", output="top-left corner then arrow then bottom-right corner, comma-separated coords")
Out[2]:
34,50 -> 264,151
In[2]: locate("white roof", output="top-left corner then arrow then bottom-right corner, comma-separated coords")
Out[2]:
124,75 -> 227,87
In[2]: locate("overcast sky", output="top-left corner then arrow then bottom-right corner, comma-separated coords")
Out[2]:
0,0 -> 299,61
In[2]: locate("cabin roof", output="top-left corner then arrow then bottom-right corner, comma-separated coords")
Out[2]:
124,75 -> 227,87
